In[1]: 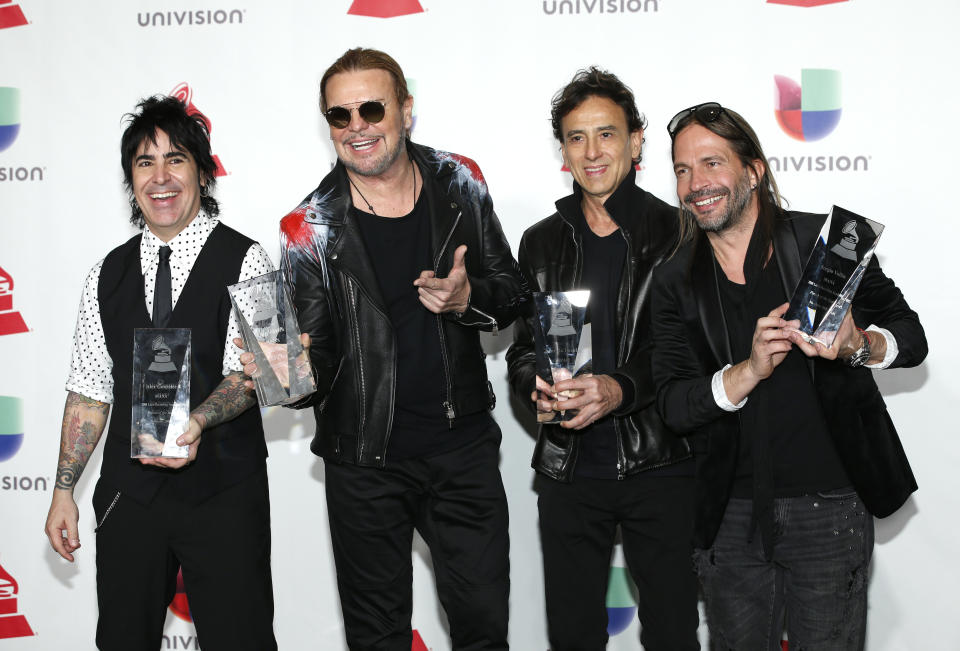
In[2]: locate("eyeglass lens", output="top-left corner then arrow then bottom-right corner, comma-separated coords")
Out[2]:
325,101 -> 386,128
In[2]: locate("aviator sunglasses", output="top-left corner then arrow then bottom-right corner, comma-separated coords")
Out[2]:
323,100 -> 387,129
666,101 -> 760,155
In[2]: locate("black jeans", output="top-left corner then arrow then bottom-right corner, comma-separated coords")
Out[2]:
324,423 -> 509,651
93,468 -> 276,651
695,490 -> 873,651
536,472 -> 700,651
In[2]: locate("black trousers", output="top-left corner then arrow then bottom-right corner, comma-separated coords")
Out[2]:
536,472 -> 700,651
92,467 -> 276,651
324,423 -> 510,651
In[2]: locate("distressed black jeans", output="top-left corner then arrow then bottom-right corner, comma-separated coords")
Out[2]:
695,490 -> 873,651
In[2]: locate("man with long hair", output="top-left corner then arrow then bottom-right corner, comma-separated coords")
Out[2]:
652,102 -> 927,649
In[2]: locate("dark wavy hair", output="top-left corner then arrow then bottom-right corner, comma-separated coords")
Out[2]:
551,67 -> 647,161
120,95 -> 219,227
669,106 -> 784,251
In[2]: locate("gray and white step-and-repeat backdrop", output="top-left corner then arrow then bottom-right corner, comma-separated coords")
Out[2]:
1,0 -> 956,649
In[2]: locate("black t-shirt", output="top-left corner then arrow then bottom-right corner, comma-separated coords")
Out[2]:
573,211 -> 626,479
352,196 -> 488,461
718,252 -> 850,496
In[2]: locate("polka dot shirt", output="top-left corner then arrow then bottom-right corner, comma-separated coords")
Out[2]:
65,212 -> 275,404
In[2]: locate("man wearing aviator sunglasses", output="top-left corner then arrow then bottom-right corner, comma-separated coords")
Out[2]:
651,102 -> 926,649
274,47 -> 526,650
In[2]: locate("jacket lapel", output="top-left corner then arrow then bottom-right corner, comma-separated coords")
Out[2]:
691,236 -> 733,366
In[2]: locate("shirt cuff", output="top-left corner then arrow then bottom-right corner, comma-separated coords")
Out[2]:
865,325 -> 898,369
712,364 -> 747,412
64,382 -> 113,405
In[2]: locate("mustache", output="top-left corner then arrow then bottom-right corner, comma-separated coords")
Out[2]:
683,187 -> 729,204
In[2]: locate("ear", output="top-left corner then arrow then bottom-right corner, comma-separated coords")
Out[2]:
630,128 -> 644,162
403,94 -> 414,131
747,158 -> 765,188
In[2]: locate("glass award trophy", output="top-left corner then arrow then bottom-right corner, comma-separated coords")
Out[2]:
532,291 -> 592,423
131,328 -> 191,458
786,206 -> 884,347
228,271 -> 315,407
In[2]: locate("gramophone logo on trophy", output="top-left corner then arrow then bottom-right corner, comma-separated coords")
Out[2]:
131,329 -> 192,458
786,206 -> 884,346
228,272 -> 315,407
0,560 -> 34,639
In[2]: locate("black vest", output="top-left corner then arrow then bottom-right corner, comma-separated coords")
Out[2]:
98,224 -> 267,505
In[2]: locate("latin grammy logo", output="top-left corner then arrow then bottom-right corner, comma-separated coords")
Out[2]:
0,0 -> 27,30
169,82 -> 228,177
0,560 -> 34,639
347,0 -> 425,18
0,266 -> 28,337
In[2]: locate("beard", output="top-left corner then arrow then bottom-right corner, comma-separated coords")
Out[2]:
682,170 -> 753,233
340,130 -> 407,178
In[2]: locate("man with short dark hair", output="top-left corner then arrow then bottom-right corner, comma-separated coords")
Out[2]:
652,102 -> 927,649
44,95 -> 277,650
278,47 -> 526,650
506,67 -> 699,651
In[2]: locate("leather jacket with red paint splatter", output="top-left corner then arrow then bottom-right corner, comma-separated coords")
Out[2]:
280,140 -> 527,467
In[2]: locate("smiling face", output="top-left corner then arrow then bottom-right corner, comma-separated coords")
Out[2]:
324,68 -> 412,178
672,123 -> 762,234
131,129 -> 203,242
560,95 -> 642,207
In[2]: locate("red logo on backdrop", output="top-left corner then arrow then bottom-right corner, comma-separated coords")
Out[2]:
168,567 -> 192,621
411,629 -> 428,651
169,83 -> 228,177
0,0 -> 27,29
0,560 -> 34,639
348,0 -> 425,18
767,0 -> 847,6
0,267 -> 28,336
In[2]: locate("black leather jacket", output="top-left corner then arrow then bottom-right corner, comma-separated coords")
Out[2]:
280,141 -> 527,467
506,171 -> 691,481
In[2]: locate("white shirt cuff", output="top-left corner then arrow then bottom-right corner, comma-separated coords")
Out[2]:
713,364 -> 747,412
865,325 -> 898,369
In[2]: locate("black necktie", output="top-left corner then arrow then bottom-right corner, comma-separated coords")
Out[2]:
153,245 -> 172,327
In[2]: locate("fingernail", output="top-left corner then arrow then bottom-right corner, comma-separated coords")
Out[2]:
176,438 -> 184,445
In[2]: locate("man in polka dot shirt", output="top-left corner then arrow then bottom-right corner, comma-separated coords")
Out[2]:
44,96 -> 278,650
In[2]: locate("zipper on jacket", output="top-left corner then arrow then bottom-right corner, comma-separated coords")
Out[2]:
346,281 -> 367,452
94,491 -> 121,532
614,228 -> 633,480
433,211 -> 463,426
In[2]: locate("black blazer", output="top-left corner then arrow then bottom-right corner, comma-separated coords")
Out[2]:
651,210 -> 927,548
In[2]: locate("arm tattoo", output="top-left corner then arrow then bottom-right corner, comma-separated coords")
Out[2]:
55,392 -> 110,490
191,372 -> 256,430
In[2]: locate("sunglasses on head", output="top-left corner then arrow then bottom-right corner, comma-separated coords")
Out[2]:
323,100 -> 387,129
666,101 -> 759,153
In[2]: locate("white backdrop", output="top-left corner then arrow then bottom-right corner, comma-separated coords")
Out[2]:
1,0 -> 957,649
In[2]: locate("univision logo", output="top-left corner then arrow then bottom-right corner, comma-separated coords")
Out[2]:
774,68 -> 841,142
0,88 -> 19,153
348,0 -> 424,18
768,0 -> 847,6
606,566 -> 638,635
0,0 -> 27,30
0,397 -> 24,462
